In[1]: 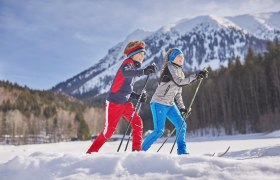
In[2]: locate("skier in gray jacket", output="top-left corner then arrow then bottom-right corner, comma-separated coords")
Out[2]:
142,48 -> 208,154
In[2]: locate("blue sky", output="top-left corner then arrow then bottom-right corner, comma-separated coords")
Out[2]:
0,0 -> 280,90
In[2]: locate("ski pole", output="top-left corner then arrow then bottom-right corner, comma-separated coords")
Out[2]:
117,75 -> 151,152
157,68 -> 206,152
156,113 -> 191,152
124,103 -> 142,151
170,69 -> 207,154
157,79 -> 203,153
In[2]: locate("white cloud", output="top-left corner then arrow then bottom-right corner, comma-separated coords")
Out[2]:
74,32 -> 96,45
73,32 -> 114,45
2,0 -> 279,38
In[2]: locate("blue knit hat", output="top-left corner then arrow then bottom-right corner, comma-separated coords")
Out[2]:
168,48 -> 183,62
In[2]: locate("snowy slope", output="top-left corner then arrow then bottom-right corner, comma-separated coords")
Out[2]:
53,29 -> 152,95
1,132 -> 280,180
174,15 -> 242,34
52,11 -> 280,98
228,11 -> 280,39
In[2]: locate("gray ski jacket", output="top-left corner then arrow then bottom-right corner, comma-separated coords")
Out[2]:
150,62 -> 197,109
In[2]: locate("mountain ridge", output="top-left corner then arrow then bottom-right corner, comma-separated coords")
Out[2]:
52,11 -> 280,99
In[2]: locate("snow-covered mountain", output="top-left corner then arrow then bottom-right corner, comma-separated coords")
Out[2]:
52,11 -> 280,98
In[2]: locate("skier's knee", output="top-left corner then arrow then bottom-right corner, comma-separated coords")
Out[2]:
155,129 -> 164,138
182,122 -> 187,130
132,122 -> 143,131
177,121 -> 186,130
102,127 -> 116,139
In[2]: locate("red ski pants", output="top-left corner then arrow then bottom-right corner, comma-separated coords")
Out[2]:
86,101 -> 143,153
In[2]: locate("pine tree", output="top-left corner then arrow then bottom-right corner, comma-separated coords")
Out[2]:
75,113 -> 90,140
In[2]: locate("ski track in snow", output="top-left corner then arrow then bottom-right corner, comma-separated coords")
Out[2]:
1,132 -> 280,180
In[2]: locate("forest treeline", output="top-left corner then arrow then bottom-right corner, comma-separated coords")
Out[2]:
0,82 -> 104,145
1,40 -> 279,145
183,40 -> 280,135
143,40 -> 280,135
91,40 -> 280,136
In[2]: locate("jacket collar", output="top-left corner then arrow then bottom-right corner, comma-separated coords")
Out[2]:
129,58 -> 141,68
171,62 -> 183,68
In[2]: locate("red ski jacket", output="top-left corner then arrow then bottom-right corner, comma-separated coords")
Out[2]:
107,58 -> 144,104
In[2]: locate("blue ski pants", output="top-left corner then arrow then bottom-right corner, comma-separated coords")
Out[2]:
142,102 -> 187,154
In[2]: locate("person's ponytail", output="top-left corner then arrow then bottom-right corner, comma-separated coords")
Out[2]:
160,48 -> 173,76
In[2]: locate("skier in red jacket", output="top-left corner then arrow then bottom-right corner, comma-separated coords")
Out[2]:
86,40 -> 157,153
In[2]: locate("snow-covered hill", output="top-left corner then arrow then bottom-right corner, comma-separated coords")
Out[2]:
52,11 -> 280,98
228,11 -> 280,39
1,132 -> 280,179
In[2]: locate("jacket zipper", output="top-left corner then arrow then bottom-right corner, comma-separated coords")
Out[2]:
163,85 -> 170,96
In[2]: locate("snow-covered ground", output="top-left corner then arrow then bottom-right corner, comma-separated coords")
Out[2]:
1,131 -> 280,180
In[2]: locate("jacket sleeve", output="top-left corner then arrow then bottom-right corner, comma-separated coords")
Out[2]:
168,63 -> 197,87
122,63 -> 144,77
174,87 -> 185,109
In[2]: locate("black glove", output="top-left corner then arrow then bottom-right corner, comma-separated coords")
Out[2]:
180,108 -> 191,117
143,64 -> 157,75
130,91 -> 147,103
139,92 -> 147,103
196,69 -> 209,79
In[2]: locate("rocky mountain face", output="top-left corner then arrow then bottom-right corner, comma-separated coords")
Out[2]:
52,12 -> 280,99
